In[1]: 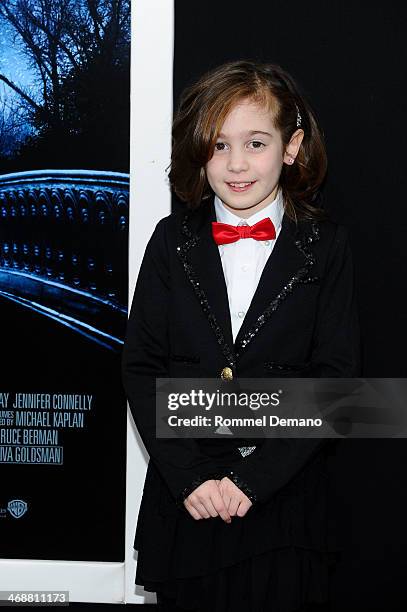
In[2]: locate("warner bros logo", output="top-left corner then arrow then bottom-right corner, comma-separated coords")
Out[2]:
7,499 -> 28,519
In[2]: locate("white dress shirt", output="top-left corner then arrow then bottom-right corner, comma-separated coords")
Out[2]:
214,190 -> 284,342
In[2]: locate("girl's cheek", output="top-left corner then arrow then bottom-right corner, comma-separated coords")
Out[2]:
207,161 -> 222,177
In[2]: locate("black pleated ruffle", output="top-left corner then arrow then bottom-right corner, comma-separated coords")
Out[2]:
138,546 -> 336,612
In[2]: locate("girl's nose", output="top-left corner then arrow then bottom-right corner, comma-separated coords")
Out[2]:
226,150 -> 249,173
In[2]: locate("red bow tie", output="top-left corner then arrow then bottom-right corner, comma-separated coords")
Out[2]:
212,218 -> 276,245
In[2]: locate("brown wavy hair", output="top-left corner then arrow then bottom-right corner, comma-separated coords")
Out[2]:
168,60 -> 327,221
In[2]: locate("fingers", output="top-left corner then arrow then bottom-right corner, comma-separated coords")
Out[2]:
183,478 -> 253,521
183,480 -> 231,523
183,497 -> 209,520
228,496 -> 240,516
219,477 -> 253,517
183,499 -> 202,520
202,498 -> 220,518
195,501 -> 212,518
236,498 -> 252,518
210,486 -> 231,524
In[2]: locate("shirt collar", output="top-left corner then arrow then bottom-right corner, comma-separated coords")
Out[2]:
214,189 -> 284,231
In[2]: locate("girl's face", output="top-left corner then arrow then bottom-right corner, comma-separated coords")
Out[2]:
206,98 -> 302,218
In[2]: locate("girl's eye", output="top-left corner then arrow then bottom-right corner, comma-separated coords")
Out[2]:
248,140 -> 265,149
214,142 -> 228,151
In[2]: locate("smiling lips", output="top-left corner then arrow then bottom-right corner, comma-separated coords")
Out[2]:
226,181 -> 256,192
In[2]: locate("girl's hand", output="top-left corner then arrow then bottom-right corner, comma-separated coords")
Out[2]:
218,476 -> 253,517
183,479 -> 232,523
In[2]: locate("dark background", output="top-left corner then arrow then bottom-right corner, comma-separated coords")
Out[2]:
173,3 -> 407,610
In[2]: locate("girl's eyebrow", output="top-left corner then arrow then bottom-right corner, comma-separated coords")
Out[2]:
217,130 -> 272,138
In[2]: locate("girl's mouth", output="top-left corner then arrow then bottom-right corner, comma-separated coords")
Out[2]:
226,181 -> 256,193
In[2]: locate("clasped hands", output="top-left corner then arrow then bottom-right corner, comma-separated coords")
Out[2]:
183,476 -> 253,523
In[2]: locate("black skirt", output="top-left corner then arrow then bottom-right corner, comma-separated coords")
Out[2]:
138,546 -> 336,612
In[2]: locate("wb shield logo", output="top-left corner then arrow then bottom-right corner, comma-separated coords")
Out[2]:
7,499 -> 28,519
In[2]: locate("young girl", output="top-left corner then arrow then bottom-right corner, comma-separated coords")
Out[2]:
122,61 -> 359,612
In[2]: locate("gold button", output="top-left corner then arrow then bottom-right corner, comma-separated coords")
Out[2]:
221,367 -> 233,381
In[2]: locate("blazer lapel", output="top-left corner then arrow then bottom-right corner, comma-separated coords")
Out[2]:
234,215 -> 320,356
177,200 -> 235,368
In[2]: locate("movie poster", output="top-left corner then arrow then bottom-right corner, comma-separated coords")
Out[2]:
0,0 -> 129,561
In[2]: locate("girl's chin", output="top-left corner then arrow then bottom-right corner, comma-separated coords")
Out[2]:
221,200 -> 269,217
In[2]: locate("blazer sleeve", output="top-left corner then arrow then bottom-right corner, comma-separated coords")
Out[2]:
122,219 -> 223,503
226,224 -> 361,504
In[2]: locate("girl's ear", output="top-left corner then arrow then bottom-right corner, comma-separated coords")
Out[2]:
283,129 -> 304,165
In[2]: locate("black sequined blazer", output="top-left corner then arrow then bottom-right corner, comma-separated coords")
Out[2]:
121,198 -> 360,583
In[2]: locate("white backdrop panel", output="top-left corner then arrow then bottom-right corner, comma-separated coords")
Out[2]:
125,0 -> 173,604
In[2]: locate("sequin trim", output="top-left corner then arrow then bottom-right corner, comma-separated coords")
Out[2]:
235,223 -> 320,358
298,276 -> 320,284
227,470 -> 257,504
237,445 -> 257,457
177,215 -> 236,373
